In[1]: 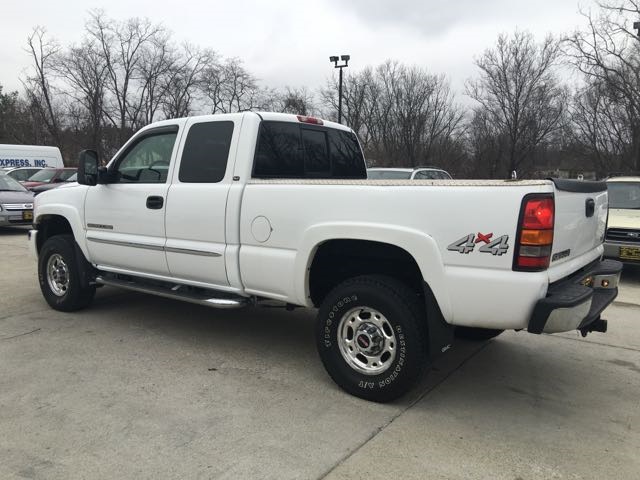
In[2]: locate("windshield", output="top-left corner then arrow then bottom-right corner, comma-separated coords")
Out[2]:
28,169 -> 57,182
608,182 -> 640,209
367,170 -> 412,180
58,170 -> 76,182
0,174 -> 28,192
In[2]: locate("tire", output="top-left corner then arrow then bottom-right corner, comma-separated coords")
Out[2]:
454,326 -> 504,341
316,275 -> 427,403
38,234 -> 96,312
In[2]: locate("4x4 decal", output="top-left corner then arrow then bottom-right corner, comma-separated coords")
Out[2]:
447,233 -> 509,256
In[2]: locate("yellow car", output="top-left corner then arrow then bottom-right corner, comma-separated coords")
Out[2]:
605,176 -> 640,263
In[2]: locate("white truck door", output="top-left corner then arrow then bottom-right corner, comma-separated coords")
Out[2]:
84,125 -> 180,276
164,117 -> 239,287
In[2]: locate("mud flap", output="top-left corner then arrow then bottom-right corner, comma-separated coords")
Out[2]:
423,282 -> 454,358
74,242 -> 97,289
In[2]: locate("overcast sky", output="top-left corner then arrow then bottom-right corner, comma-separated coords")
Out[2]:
1,0 -> 593,97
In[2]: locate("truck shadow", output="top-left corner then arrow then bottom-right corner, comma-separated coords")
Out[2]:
410,332 -> 636,420
37,287 -> 618,410
621,263 -> 640,284
79,287 -> 483,405
89,287 -> 319,358
0,226 -> 30,236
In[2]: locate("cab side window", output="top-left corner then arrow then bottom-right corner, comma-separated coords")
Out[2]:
116,131 -> 178,184
179,121 -> 234,183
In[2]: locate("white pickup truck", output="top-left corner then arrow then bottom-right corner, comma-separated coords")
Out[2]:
29,112 -> 622,402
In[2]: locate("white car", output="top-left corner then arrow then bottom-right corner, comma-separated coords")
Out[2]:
604,176 -> 640,263
29,112 -> 621,402
367,167 -> 452,180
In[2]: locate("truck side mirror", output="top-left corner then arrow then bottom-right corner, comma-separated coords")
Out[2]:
77,150 -> 99,186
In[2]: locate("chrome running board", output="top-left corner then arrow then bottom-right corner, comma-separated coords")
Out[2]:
95,275 -> 249,309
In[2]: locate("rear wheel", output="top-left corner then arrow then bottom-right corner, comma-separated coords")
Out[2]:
316,275 -> 427,402
454,326 -> 504,341
38,234 -> 96,311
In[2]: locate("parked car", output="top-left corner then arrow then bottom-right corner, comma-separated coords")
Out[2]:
29,112 -> 621,402
30,173 -> 77,195
22,168 -> 77,190
0,144 -> 64,169
367,167 -> 452,180
0,172 -> 34,227
604,176 -> 640,263
5,167 -> 44,182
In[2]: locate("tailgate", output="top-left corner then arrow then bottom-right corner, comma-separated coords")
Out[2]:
550,179 -> 608,267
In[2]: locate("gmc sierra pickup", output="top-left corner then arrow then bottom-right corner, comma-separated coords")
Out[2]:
29,112 -> 622,402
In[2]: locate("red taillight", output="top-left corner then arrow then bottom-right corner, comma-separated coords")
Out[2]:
522,197 -> 554,229
513,194 -> 555,271
297,115 -> 323,125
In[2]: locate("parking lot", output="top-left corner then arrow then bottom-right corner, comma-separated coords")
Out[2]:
1,226 -> 639,480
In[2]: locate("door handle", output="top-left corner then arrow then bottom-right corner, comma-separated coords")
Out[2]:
585,198 -> 595,218
146,196 -> 164,210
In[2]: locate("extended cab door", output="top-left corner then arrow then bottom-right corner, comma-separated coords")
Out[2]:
84,125 -> 180,276
163,117 -> 239,287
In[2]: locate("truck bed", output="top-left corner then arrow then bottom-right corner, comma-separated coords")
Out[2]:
249,179 -> 550,187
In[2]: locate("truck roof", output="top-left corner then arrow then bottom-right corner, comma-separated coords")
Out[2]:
142,112 -> 352,133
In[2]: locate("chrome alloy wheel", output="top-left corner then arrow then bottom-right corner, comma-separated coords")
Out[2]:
337,306 -> 397,375
47,254 -> 70,297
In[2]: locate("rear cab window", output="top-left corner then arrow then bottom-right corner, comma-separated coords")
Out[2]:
252,121 -> 366,179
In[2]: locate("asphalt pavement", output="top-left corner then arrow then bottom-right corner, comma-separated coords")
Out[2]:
1,226 -> 638,479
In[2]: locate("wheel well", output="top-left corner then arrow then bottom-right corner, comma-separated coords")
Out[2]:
308,239 -> 424,307
36,215 -> 73,253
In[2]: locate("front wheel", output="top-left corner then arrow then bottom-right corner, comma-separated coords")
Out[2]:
38,234 -> 96,312
316,275 -> 427,403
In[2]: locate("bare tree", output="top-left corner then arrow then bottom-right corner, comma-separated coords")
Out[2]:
321,61 -> 464,168
570,79 -> 634,176
0,85 -> 36,144
566,0 -> 640,172
23,27 -> 63,150
201,57 -> 263,113
276,87 -> 315,115
133,31 -> 176,126
466,31 -> 566,177
162,45 -> 213,119
54,40 -> 108,157
321,66 -> 378,148
221,58 -> 258,112
467,108 -> 507,178
86,10 -> 165,143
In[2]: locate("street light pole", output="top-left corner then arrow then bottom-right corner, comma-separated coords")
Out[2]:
329,55 -> 350,124
338,66 -> 343,124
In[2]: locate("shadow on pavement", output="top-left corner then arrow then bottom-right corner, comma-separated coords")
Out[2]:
0,226 -> 30,236
621,263 -> 640,284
